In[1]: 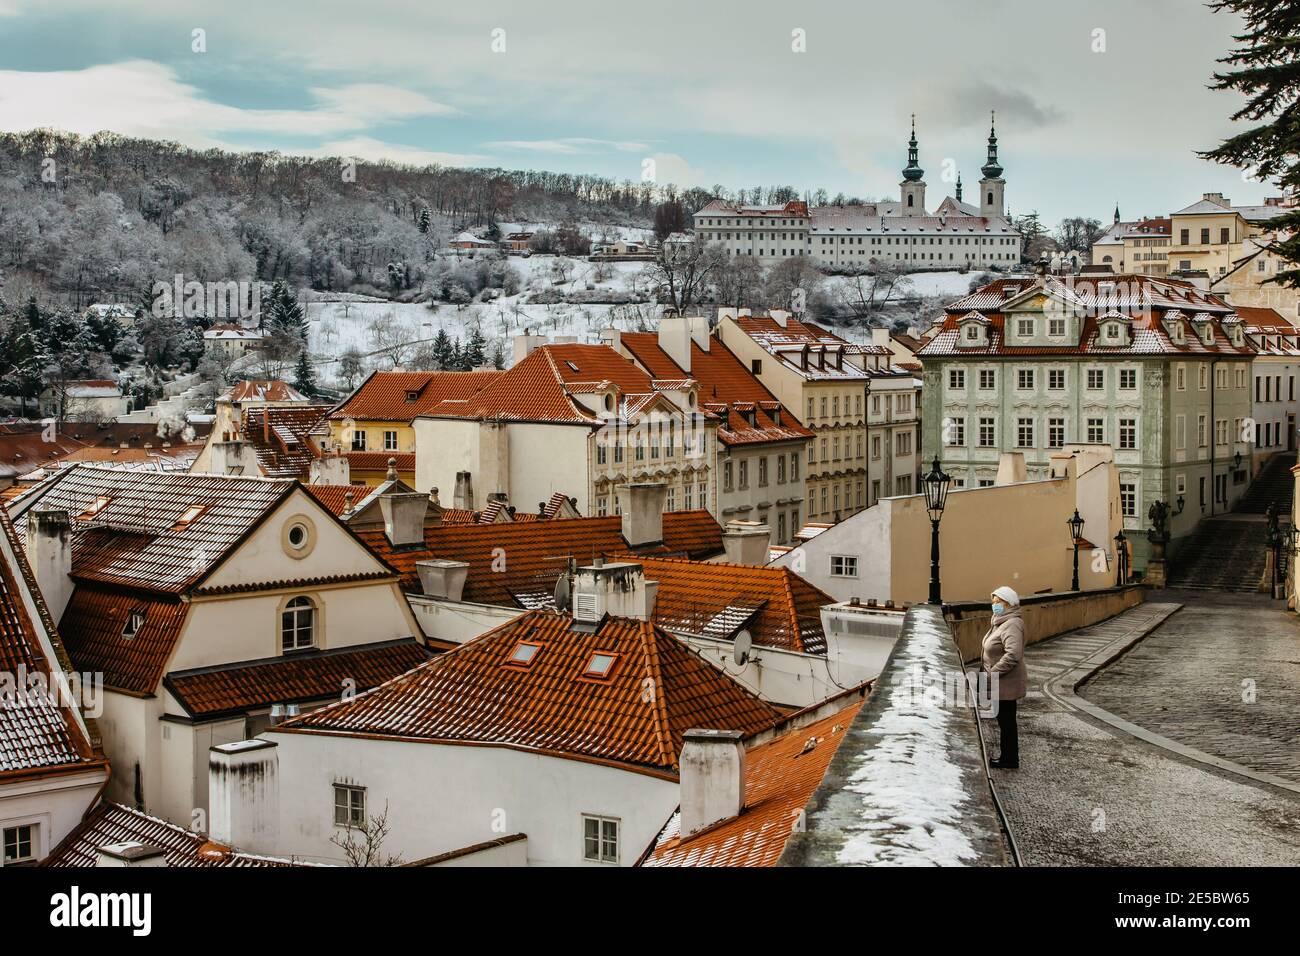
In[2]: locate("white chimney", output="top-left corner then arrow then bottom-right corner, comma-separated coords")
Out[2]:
25,509 -> 73,621
679,729 -> 746,837
512,332 -> 549,365
453,470 -> 475,512
769,309 -> 790,328
379,486 -> 429,547
618,482 -> 666,548
658,315 -> 693,373
415,558 -> 470,601
571,561 -> 658,622
95,842 -> 168,867
688,315 -> 711,352
210,436 -> 260,476
994,452 -> 1027,486
870,327 -> 891,348
722,520 -> 771,566
208,739 -> 278,855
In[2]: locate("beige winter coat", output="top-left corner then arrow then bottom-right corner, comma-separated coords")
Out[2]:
981,606 -> 1027,701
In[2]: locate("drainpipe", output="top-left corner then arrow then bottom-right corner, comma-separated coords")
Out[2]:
1210,356 -> 1218,517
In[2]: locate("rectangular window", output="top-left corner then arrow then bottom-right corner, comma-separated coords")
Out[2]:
582,815 -> 619,864
596,443 -> 607,465
1120,482 -> 1137,518
1017,417 -> 1034,448
1175,414 -> 1186,450
334,785 -> 366,827
1016,318 -> 1034,337
3,825 -> 34,864
1198,414 -> 1208,447
790,453 -> 799,481
1048,418 -> 1065,448
777,455 -> 786,484
738,460 -> 748,489
758,457 -> 768,487
830,555 -> 858,577
948,417 -> 966,446
1176,365 -> 1186,391
948,368 -> 965,389
351,430 -> 367,451
1048,368 -> 1065,390
1087,418 -> 1105,443
1048,318 -> 1066,336
979,417 -> 996,447
895,475 -> 912,495
895,431 -> 912,456
1017,368 -> 1034,390
1086,368 -> 1104,390
979,369 -> 996,390
383,430 -> 398,451
1119,418 -> 1137,450
1119,368 -> 1136,390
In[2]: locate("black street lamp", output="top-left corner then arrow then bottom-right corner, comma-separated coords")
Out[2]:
1068,509 -> 1085,591
922,456 -> 951,604
1114,529 -> 1128,586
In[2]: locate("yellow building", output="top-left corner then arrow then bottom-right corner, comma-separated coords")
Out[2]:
1166,192 -> 1290,280
1210,237 -> 1300,321
327,370 -> 503,485
1090,215 -> 1171,276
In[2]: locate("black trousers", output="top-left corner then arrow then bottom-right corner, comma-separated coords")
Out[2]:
996,699 -> 1019,762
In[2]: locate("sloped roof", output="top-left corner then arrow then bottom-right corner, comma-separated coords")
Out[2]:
9,465 -> 296,594
304,483 -> 376,516
58,587 -> 190,694
729,317 -> 899,381
643,698 -> 863,867
330,370 -> 504,423
222,380 -> 308,404
347,451 -> 415,474
164,639 -> 432,719
277,609 -> 781,776
42,802 -> 311,868
620,332 -> 814,448
240,405 -> 332,478
0,510 -> 102,779
357,511 -> 725,601
0,425 -> 88,480
631,556 -> 831,654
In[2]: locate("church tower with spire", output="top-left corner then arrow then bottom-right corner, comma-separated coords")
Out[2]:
899,115 -> 926,216
979,111 -> 1006,218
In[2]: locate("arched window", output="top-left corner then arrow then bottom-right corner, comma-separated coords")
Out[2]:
987,191 -> 994,205
282,596 -> 315,651
907,194 -> 914,207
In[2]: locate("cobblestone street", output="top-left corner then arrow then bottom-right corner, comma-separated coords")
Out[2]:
1084,590 -> 1300,783
987,602 -> 1300,866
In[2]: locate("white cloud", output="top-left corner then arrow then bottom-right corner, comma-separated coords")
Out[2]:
0,61 -> 455,145
486,137 -> 649,155
314,137 -> 486,167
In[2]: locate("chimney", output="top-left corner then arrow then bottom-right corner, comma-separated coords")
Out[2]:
210,436 -> 259,476
871,327 -> 890,349
453,470 -> 475,511
617,482 -> 667,548
679,729 -> 745,837
95,842 -> 168,868
598,327 -> 622,353
25,509 -> 73,620
658,315 -> 693,373
415,559 -> 470,601
208,739 -> 278,855
994,452 -> 1027,486
309,451 -> 350,485
688,315 -> 711,351
722,520 -> 770,566
769,309 -> 790,328
512,332 -> 549,365
379,482 -> 430,547
571,561 -> 659,622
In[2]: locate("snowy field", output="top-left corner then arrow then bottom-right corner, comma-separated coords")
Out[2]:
301,260 -> 982,387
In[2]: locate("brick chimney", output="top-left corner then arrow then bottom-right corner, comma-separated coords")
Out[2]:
617,482 -> 666,548
25,509 -> 73,620
679,729 -> 745,837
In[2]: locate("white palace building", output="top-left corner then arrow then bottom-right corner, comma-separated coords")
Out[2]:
692,116 -> 1021,271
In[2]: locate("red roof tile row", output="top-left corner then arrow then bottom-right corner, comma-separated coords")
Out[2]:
331,370 -> 504,422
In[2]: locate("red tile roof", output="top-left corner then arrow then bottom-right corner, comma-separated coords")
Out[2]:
240,405 -> 332,478
630,557 -> 831,654
42,802 -> 309,868
620,333 -> 814,448
347,451 -> 415,474
164,639 -> 432,719
277,609 -> 782,776
10,465 -> 296,593
1235,305 -> 1297,331
643,698 -> 863,866
0,510 -> 102,779
58,587 -> 190,694
729,317 -> 899,380
330,370 -> 503,423
358,511 -> 725,602
0,424 -> 87,480
305,483 -> 375,516
223,380 -> 309,404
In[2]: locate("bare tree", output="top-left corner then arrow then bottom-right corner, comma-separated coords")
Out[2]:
641,237 -> 725,312
329,802 -> 403,867
834,262 -> 914,319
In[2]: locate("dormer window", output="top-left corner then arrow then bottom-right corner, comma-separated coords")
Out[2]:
1016,318 -> 1034,337
121,609 -> 146,640
580,651 -> 619,680
405,390 -> 420,402
966,326 -> 979,341
78,495 -> 111,520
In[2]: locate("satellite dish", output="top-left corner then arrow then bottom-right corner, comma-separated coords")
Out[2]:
733,629 -> 754,667
554,571 -> 571,612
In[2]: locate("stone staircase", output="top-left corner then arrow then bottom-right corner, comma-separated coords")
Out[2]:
1166,453 -> 1295,592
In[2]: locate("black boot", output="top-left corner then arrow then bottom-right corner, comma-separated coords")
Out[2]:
989,756 -> 1019,770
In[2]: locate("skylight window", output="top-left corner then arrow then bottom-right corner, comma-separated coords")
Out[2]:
78,495 -> 111,520
581,651 -> 619,680
505,640 -> 542,668
565,361 -> 581,372
171,504 -> 207,530
121,609 -> 146,640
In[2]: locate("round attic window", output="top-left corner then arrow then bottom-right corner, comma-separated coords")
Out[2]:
281,516 -> 317,559
604,394 -> 614,412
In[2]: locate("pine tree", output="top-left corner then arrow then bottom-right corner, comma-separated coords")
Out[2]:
431,328 -> 455,370
294,349 -> 318,397
1200,0 -> 1300,286
490,337 -> 505,370
418,207 -> 431,234
464,326 -> 487,368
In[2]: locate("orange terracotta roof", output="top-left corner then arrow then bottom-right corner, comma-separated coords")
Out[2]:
629,556 -> 832,654
43,802 -> 307,868
278,609 -> 782,776
0,509 -> 101,779
357,511 -> 725,602
164,639 -> 432,719
331,370 -> 503,423
347,451 -> 415,474
58,586 -> 190,694
305,483 -> 375,516
644,699 -> 863,866
0,426 -> 87,479
1235,305 -> 1297,330
240,405 -> 332,478
223,380 -> 309,404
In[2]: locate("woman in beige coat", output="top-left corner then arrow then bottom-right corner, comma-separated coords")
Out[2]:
981,585 -> 1027,769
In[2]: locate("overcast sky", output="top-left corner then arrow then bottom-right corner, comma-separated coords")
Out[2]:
0,0 -> 1273,226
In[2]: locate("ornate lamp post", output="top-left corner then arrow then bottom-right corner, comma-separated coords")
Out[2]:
1114,529 -> 1128,586
1068,509 -> 1085,592
922,456 -> 951,605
